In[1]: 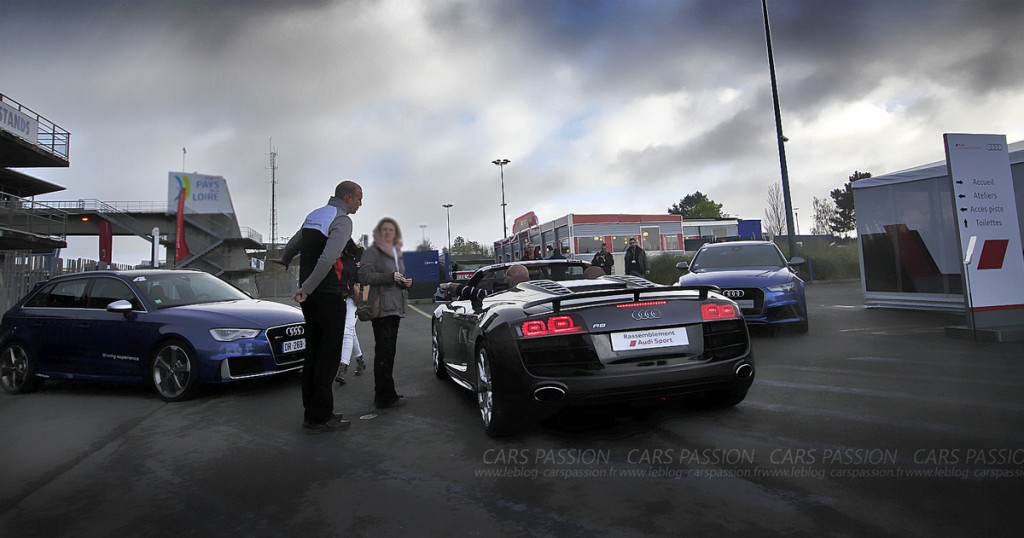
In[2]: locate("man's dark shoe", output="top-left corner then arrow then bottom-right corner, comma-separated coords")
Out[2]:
302,413 -> 344,428
376,396 -> 407,409
304,417 -> 351,433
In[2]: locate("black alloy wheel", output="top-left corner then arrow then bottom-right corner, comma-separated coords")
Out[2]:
0,343 -> 42,394
150,339 -> 200,402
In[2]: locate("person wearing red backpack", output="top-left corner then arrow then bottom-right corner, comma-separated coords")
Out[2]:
334,239 -> 366,384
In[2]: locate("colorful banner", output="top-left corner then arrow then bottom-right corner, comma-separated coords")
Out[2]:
175,188 -> 190,262
167,172 -> 235,214
98,219 -> 112,264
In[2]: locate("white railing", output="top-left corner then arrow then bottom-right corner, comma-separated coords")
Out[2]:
0,92 -> 70,161
240,226 -> 264,245
0,195 -> 67,240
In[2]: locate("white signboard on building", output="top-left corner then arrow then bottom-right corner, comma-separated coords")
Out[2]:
167,172 -> 236,215
1,100 -> 39,143
944,133 -> 1024,324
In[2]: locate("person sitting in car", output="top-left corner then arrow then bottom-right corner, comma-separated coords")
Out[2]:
439,264 -> 529,300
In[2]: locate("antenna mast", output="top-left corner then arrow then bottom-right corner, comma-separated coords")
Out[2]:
268,140 -> 279,251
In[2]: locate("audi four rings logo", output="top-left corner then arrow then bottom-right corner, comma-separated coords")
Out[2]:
987,143 -> 1004,151
285,326 -> 304,337
631,309 -> 662,321
723,290 -> 745,298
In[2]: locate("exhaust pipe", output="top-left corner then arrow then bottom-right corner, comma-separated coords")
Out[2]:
734,363 -> 753,380
533,385 -> 567,403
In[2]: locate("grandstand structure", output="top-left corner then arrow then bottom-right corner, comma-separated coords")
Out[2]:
1,92 -> 264,311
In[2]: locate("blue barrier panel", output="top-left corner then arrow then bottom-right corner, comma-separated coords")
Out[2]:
402,250 -> 441,299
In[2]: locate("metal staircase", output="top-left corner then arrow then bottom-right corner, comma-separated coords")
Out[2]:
42,199 -> 164,244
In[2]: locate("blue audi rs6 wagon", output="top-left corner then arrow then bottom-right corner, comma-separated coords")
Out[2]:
0,270 -> 306,401
677,241 -> 808,333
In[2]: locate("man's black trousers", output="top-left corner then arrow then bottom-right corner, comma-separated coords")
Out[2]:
300,293 -> 345,424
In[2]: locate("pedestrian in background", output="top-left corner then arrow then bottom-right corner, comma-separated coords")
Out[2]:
521,243 -> 535,261
624,237 -> 649,278
591,242 -> 614,275
335,239 -> 366,384
358,217 -> 412,409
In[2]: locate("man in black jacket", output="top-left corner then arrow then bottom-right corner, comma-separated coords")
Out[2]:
591,243 -> 614,275
287,180 -> 362,433
624,237 -> 649,278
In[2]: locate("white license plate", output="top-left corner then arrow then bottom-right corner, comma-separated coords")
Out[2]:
282,338 -> 306,353
610,327 -> 689,351
736,300 -> 755,309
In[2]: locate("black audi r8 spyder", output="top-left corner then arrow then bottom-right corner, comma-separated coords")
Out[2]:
431,260 -> 754,436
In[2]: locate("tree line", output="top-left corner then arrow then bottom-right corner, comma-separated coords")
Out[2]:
667,171 -> 865,238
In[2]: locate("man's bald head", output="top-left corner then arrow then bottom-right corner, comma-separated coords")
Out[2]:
506,264 -> 529,288
507,264 -> 529,278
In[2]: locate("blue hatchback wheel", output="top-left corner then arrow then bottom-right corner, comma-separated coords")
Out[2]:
0,343 -> 41,394
151,340 -> 199,402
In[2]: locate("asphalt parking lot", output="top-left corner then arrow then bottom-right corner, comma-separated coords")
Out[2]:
2,279 -> 1023,537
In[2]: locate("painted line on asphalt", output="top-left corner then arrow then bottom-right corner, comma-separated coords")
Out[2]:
864,327 -> 946,336
742,400 -> 1024,444
843,356 -> 1023,372
755,378 -> 1024,413
408,303 -> 433,319
838,324 -> 932,333
760,364 -> 1023,388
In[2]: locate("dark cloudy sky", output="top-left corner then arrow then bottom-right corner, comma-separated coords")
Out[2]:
3,0 -> 1023,262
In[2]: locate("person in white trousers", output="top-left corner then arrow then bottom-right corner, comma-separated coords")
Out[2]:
336,296 -> 366,384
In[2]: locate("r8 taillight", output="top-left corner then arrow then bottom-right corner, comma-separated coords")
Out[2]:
518,315 -> 586,338
701,303 -> 738,321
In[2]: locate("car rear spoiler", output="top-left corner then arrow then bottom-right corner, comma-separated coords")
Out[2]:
522,281 -> 722,313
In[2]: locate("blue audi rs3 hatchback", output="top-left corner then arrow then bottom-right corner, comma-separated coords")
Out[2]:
677,241 -> 808,333
0,270 -> 306,401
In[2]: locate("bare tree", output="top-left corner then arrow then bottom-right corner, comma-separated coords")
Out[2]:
811,196 -> 837,236
763,182 -> 786,238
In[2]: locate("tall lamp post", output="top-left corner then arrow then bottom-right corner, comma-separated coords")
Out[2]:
492,158 -> 511,238
762,0 -> 797,257
442,203 -> 453,268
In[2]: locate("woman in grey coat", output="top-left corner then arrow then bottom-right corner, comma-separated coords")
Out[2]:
358,217 -> 412,409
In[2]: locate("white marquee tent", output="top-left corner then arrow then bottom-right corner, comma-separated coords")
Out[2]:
852,140 -> 1024,311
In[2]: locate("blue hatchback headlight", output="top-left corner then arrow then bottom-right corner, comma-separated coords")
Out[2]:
766,282 -> 796,293
210,328 -> 261,342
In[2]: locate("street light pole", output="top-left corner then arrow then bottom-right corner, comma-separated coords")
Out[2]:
442,203 -> 453,256
492,158 -> 511,238
762,0 -> 797,257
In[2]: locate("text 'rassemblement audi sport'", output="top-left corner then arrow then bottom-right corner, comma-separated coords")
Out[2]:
432,260 -> 754,436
